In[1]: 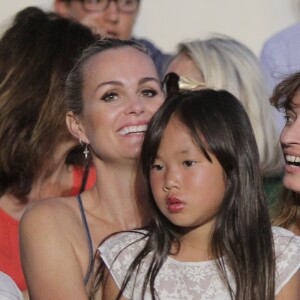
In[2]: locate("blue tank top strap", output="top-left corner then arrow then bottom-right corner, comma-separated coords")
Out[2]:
76,194 -> 94,285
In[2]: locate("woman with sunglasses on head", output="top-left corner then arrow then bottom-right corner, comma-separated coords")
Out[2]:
165,35 -> 283,206
54,0 -> 171,78
20,38 -> 164,299
270,72 -> 300,235
93,88 -> 300,299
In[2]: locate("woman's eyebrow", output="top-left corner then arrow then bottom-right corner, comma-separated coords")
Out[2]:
138,77 -> 161,85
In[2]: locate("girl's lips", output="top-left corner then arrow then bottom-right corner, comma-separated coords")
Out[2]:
167,196 -> 185,213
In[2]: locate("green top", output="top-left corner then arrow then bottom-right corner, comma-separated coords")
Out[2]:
263,175 -> 283,207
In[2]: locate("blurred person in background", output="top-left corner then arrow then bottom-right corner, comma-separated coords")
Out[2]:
260,23 -> 300,132
0,7 -> 97,299
165,35 -> 283,205
54,0 -> 171,77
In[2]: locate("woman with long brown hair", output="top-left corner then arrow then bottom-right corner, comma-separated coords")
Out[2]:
0,7 -> 96,298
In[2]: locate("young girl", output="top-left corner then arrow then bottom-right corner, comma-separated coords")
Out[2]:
96,89 -> 300,299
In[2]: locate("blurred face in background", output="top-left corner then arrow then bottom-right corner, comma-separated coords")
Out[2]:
54,0 -> 139,39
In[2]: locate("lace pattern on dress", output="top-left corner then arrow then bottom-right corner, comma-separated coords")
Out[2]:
99,227 -> 300,300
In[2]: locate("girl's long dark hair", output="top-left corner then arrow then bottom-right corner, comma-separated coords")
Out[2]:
94,89 -> 275,300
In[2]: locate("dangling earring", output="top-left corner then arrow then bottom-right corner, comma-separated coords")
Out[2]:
83,144 -> 90,160
79,138 -> 90,160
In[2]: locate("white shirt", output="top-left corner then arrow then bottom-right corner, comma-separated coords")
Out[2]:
0,272 -> 23,300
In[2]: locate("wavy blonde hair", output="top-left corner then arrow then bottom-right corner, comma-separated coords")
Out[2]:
174,35 -> 283,176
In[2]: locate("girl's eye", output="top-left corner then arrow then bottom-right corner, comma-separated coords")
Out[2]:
151,164 -> 164,171
183,160 -> 196,167
142,89 -> 158,98
101,92 -> 118,102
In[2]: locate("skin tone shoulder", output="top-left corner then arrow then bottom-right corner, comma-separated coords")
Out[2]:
54,0 -> 139,39
20,46 -> 164,299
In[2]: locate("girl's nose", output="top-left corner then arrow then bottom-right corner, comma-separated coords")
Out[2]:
162,169 -> 180,192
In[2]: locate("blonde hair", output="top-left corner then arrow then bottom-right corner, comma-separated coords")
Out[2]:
177,35 -> 282,176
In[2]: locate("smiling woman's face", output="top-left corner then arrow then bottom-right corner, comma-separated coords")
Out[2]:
280,92 -> 300,193
78,46 -> 164,162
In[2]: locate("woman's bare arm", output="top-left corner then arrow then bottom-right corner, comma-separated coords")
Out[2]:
20,199 -> 89,300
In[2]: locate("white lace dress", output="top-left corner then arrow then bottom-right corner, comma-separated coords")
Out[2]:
99,227 -> 300,300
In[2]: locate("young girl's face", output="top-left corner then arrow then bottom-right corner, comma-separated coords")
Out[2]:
281,92 -> 300,193
150,117 -> 226,234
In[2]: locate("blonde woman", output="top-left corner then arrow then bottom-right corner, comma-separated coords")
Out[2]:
165,35 -> 283,204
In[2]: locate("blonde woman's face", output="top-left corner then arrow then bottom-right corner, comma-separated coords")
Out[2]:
165,53 -> 204,83
280,92 -> 300,193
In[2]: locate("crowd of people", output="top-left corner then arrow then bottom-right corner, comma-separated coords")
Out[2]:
0,1 -> 300,299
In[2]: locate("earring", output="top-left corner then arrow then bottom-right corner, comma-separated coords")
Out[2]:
83,144 -> 90,160
79,138 -> 89,159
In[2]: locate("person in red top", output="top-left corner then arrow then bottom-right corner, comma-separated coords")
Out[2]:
53,0 -> 171,78
0,7 -> 97,298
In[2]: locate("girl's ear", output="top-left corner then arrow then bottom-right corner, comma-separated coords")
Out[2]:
66,112 -> 90,144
